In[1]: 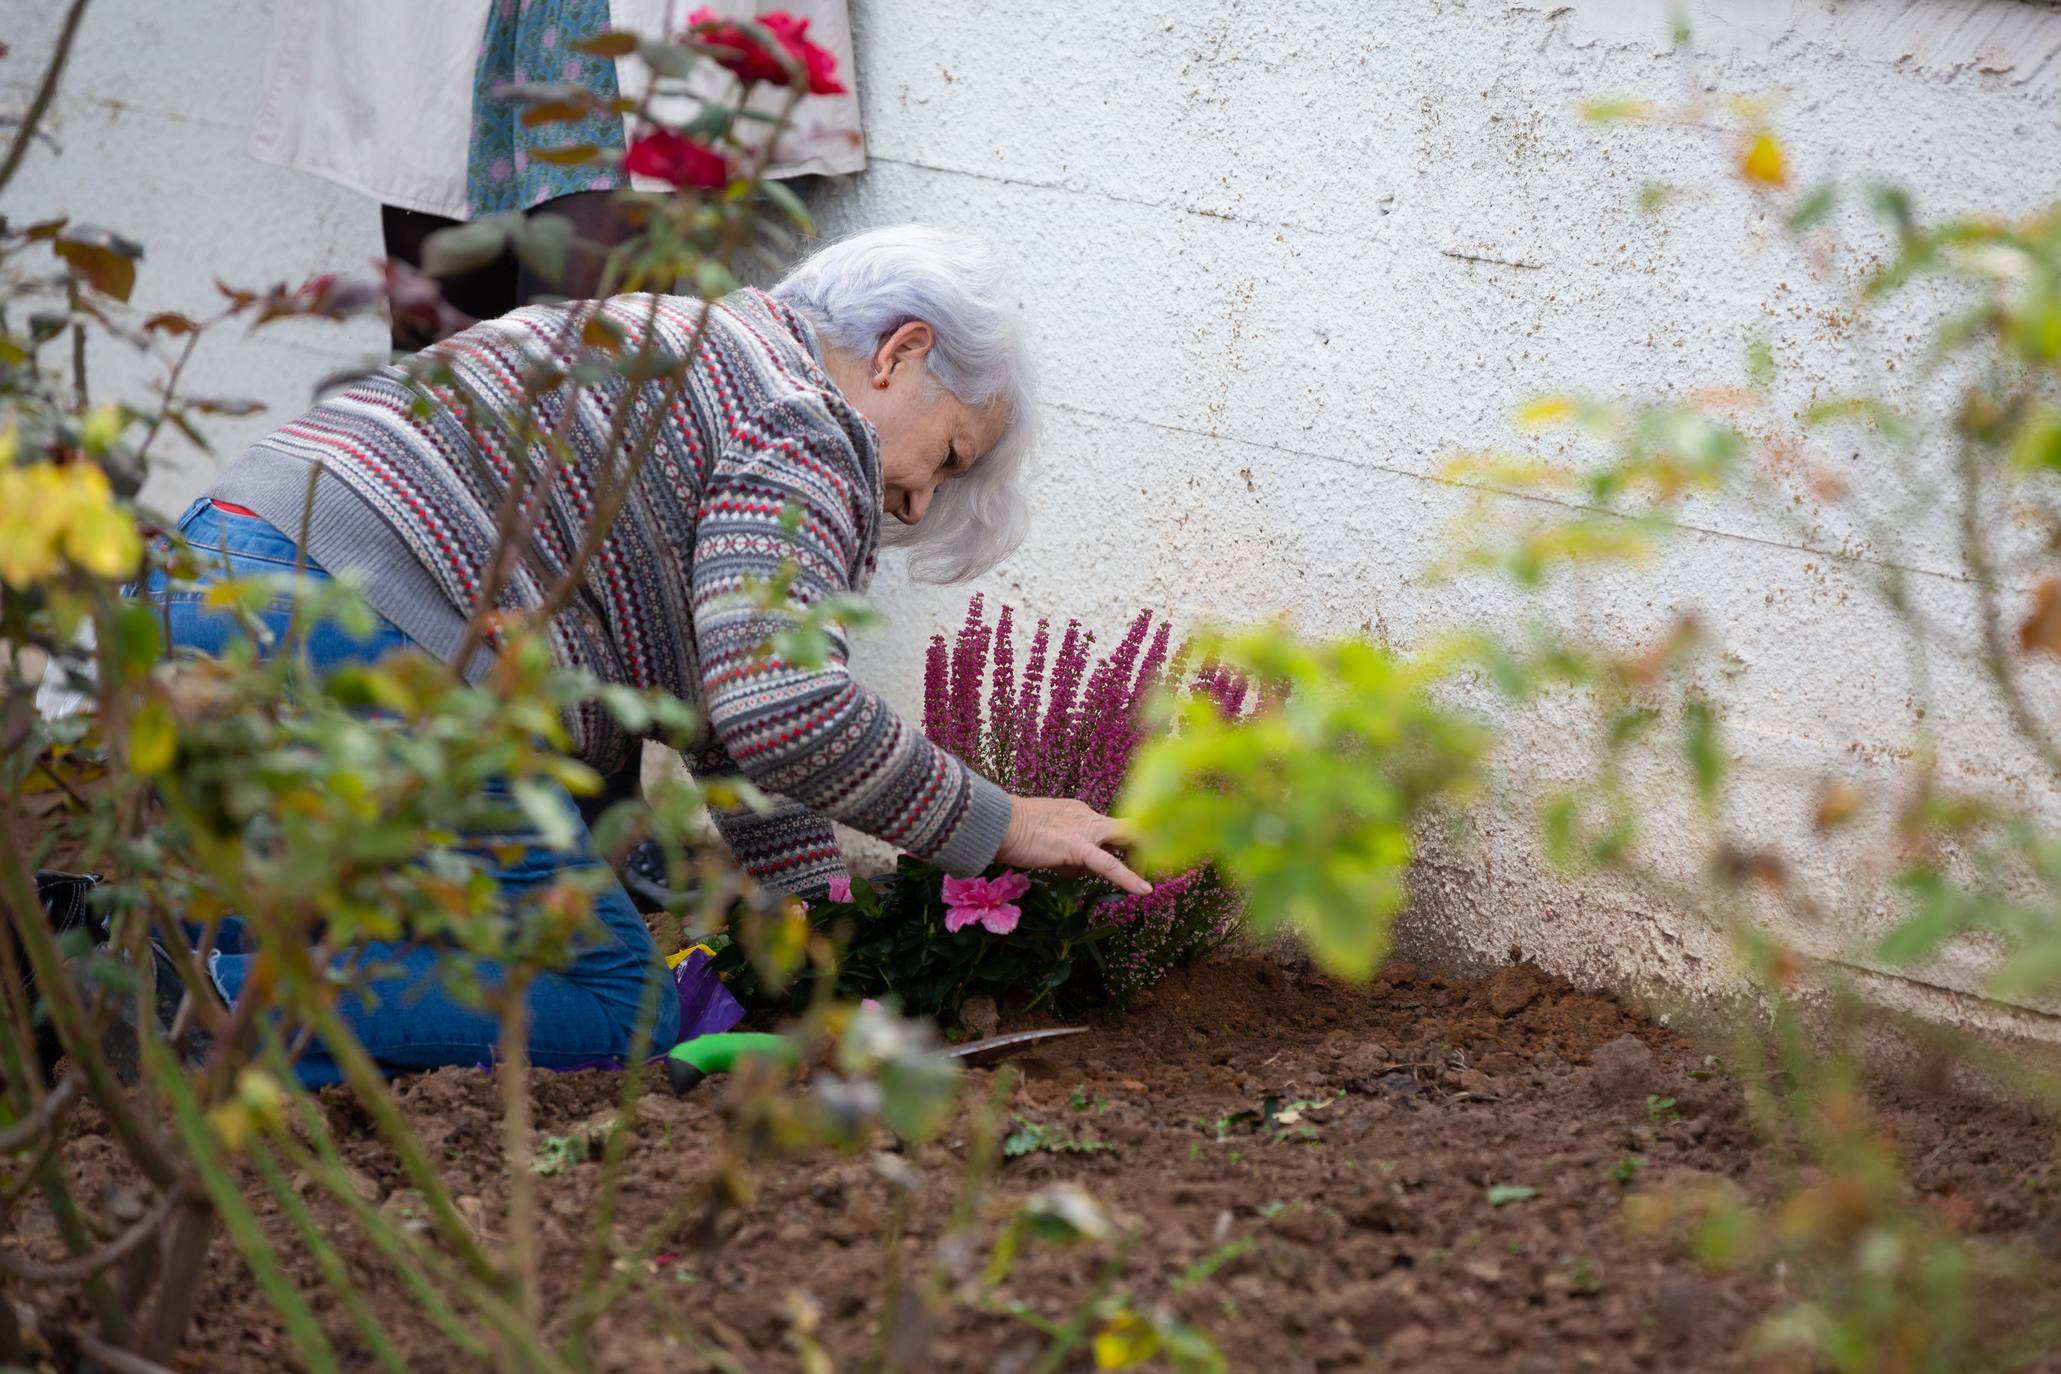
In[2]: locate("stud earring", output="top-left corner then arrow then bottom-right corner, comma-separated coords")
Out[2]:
875,378 -> 890,389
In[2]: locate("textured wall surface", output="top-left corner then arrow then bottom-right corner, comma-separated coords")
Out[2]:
806,0 -> 2061,1038
8,0 -> 2061,1032
2,0 -> 390,514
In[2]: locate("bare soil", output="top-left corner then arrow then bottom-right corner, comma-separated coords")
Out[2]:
19,950 -> 2061,1372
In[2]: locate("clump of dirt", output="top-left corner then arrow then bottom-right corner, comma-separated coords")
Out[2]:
18,951 -> 2061,1372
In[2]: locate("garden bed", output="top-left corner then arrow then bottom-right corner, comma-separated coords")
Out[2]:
24,949 -> 2061,1372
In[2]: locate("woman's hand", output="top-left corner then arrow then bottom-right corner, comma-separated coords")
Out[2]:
998,796 -> 1153,896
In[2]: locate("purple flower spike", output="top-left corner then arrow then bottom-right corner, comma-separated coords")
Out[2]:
1012,618 -> 1050,790
988,604 -> 1016,780
920,595 -> 1245,1000
1129,621 -> 1173,713
923,634 -> 950,746
1037,621 -> 1091,796
947,594 -> 990,764
1073,611 -> 1152,810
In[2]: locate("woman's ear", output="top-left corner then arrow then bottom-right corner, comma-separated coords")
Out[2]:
873,320 -> 937,384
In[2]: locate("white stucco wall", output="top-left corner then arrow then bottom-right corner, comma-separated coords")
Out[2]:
9,0 -> 2061,1035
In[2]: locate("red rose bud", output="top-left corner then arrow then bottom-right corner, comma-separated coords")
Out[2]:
622,130 -> 730,189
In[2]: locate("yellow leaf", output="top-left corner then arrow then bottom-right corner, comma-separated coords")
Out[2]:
1093,1312 -> 1161,1369
234,1067 -> 286,1133
208,1101 -> 256,1151
79,404 -> 126,455
1740,132 -> 1789,187
129,700 -> 177,776
0,520 -> 59,586
61,499 -> 143,580
1514,396 -> 1576,429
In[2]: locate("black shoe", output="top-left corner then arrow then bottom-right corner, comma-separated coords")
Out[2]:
36,870 -> 109,944
16,871 -> 107,1082
621,839 -> 677,914
89,934 -> 214,1086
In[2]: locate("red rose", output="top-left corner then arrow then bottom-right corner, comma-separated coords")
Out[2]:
622,130 -> 731,188
759,13 -> 845,95
687,8 -> 845,95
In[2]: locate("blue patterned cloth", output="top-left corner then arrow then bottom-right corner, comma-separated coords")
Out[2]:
466,0 -> 627,216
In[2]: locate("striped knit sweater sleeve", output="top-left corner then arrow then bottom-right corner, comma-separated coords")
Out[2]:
689,391 -> 1013,891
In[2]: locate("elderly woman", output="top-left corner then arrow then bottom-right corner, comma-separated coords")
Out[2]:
127,225 -> 1147,1083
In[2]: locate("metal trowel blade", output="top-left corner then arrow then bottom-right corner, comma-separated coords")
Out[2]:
946,1026 -> 1089,1064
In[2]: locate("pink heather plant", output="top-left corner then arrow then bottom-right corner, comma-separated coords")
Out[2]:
941,871 -> 1032,935
921,595 -> 1245,993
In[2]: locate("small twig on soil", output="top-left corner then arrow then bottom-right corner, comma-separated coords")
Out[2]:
0,1073 -> 79,1153
0,1181 -> 184,1284
74,1333 -> 182,1374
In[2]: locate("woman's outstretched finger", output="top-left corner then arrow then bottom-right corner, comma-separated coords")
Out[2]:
1081,842 -> 1152,896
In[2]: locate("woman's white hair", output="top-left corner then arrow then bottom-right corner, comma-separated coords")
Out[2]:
773,224 -> 1034,583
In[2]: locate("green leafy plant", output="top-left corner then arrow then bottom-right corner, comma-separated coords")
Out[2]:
1121,630 -> 1485,980
0,9 -> 960,1370
714,858 -> 1122,1018
1002,1116 -> 1113,1159
718,596 -> 1247,1019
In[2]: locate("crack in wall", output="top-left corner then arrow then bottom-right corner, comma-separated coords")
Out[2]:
1044,398 -> 2009,594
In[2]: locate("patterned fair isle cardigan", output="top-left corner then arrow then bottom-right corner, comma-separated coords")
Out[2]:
228,288 -> 1011,895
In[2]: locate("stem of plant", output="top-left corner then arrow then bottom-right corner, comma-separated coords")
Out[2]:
500,982 -> 541,1329
0,0 -> 92,196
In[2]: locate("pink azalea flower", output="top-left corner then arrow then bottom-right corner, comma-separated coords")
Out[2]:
826,874 -> 853,903
941,870 -> 1032,935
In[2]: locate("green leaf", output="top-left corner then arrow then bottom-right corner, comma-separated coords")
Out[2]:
1486,1185 -> 1538,1206
2009,405 -> 2061,473
511,778 -> 578,851
1877,868 -> 1968,964
1745,335 -> 1775,389
1682,695 -> 1722,807
598,684 -> 653,733
638,37 -> 700,79
759,177 -> 814,233
108,598 -> 165,683
1786,183 -> 1838,232
1867,183 -> 1914,234
129,701 -> 177,776
511,214 -> 575,288
1691,1205 -> 1754,1267
694,259 -> 738,301
422,216 -> 513,278
1989,941 -> 2061,1001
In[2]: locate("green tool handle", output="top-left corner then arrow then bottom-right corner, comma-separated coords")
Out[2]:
664,1032 -> 798,1094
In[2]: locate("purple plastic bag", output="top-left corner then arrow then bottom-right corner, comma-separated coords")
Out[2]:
670,947 -> 745,1043
534,949 -> 745,1074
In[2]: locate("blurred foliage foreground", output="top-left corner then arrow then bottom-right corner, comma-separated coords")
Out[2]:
2,7 -> 2059,1371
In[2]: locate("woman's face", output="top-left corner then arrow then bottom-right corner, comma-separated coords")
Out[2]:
836,321 -> 1008,526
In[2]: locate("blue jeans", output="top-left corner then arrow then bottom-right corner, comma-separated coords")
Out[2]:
142,499 -> 680,1085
